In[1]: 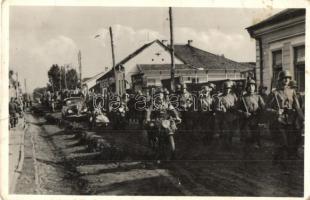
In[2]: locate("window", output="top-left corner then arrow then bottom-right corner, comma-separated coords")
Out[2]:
294,45 -> 305,92
271,50 -> 282,88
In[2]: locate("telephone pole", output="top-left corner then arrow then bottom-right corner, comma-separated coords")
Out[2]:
78,50 -> 82,88
24,78 -> 27,94
169,7 -> 176,92
109,26 -> 118,95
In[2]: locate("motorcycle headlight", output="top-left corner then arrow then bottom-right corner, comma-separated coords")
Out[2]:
161,120 -> 170,128
119,107 -> 124,112
68,109 -> 73,114
83,108 -> 87,112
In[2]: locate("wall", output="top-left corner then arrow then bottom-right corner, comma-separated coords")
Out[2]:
123,42 -> 183,87
256,21 -> 305,91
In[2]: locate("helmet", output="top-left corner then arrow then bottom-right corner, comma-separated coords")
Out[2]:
163,88 -> 170,95
223,81 -> 233,89
259,85 -> 267,91
206,82 -> 216,90
289,80 -> 298,88
236,81 -> 244,87
247,79 -> 256,86
175,84 -> 182,91
155,88 -> 164,94
278,70 -> 292,80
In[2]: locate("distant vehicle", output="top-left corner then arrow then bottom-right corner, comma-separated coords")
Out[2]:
61,97 -> 88,121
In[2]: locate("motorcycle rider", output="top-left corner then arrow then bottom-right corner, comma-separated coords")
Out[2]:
145,88 -> 181,159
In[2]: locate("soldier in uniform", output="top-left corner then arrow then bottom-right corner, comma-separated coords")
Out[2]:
198,83 -> 216,144
288,80 -> 304,158
259,85 -> 269,104
237,79 -> 265,158
215,80 -> 238,149
266,70 -> 304,165
145,88 -> 181,154
178,84 -> 193,130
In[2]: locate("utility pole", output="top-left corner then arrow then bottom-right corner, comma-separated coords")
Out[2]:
16,72 -> 19,97
109,26 -> 118,95
78,50 -> 82,88
64,66 -> 68,90
169,7 -> 176,92
59,68 -> 62,91
24,78 -> 27,94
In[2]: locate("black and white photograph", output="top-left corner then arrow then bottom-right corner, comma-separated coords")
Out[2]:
3,1 -> 307,198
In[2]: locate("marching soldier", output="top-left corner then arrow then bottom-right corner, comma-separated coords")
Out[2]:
215,80 -> 238,149
259,85 -> 269,103
266,70 -> 304,166
198,83 -> 216,144
178,84 -> 193,130
288,80 -> 304,159
237,79 -> 265,158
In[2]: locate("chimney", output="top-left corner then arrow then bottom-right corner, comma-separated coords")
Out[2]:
188,40 -> 193,46
161,40 -> 168,46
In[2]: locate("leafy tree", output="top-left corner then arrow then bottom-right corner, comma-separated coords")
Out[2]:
33,87 -> 47,100
48,64 -> 61,91
66,68 -> 79,89
47,64 -> 80,91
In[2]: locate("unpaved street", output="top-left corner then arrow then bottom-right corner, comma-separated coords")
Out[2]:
14,109 -> 304,196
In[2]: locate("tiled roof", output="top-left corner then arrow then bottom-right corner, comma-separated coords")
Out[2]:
97,39 -> 252,81
173,44 -> 251,70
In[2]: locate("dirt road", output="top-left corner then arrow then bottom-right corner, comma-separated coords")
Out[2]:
14,109 -> 304,196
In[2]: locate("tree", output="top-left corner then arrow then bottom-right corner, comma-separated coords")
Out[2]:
47,64 -> 80,91
66,68 -> 79,89
33,87 -> 47,100
48,64 -> 61,91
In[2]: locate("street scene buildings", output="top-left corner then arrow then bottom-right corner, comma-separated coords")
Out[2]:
8,7 -> 305,197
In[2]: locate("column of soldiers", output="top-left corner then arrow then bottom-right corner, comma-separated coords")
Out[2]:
143,69 -> 303,163
87,69 -> 304,165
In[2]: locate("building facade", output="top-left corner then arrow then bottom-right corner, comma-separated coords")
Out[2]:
97,39 -> 254,94
247,9 -> 305,92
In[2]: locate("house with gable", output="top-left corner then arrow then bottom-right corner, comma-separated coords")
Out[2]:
96,39 -> 254,94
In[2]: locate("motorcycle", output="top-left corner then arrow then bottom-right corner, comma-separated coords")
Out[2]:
146,117 -> 181,160
89,108 -> 110,129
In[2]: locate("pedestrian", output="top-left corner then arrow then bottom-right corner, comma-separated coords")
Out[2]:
266,70 -> 304,168
237,79 -> 265,159
9,97 -> 18,128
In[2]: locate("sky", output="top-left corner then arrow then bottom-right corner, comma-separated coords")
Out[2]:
9,6 -> 282,92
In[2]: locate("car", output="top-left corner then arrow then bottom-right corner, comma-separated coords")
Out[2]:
61,97 -> 88,121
